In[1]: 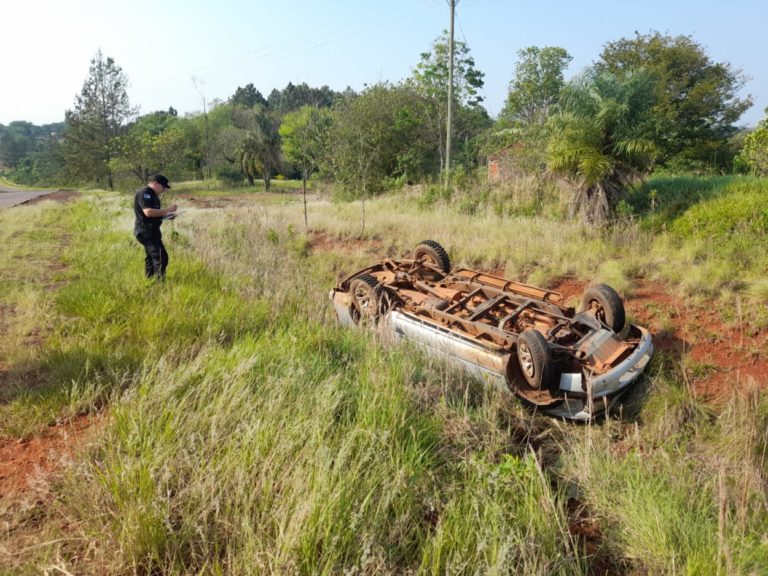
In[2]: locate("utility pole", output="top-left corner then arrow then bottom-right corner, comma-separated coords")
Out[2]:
445,0 -> 458,192
192,77 -> 211,180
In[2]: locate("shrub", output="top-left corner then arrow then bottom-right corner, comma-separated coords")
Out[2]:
215,165 -> 244,186
671,187 -> 768,241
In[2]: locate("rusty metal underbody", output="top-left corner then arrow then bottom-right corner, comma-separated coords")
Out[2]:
331,256 -> 653,420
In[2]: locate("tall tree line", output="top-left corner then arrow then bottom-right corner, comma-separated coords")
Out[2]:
2,29 -> 759,226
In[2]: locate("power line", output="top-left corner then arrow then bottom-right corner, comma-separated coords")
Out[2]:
129,1 -> 420,105
132,2 -> 409,97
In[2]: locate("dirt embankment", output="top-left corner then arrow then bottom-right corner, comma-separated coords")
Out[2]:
552,277 -> 767,399
24,190 -> 80,205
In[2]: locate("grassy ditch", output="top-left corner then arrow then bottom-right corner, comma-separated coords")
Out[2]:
2,179 -> 767,574
3,195 -> 581,574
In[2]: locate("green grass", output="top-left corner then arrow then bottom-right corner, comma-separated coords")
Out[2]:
168,178 -> 314,197
0,198 -> 271,437
562,444 -> 722,574
560,388 -> 768,575
0,176 -> 57,190
624,175 -> 768,301
628,175 -> 737,221
2,192 -> 583,574
2,177 -> 768,574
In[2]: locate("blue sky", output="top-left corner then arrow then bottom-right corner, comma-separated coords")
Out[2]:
2,0 -> 766,126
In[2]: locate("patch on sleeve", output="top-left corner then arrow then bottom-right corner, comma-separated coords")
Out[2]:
143,193 -> 152,199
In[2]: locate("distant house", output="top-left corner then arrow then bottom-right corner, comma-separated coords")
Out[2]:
487,143 -> 525,182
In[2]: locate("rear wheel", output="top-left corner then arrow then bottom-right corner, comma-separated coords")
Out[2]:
413,240 -> 451,273
349,274 -> 383,326
517,330 -> 557,391
580,284 -> 625,333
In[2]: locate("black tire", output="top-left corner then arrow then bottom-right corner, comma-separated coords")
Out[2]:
349,274 -> 383,325
516,330 -> 557,391
579,284 -> 626,333
413,240 -> 451,273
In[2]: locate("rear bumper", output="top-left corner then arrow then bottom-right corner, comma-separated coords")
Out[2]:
548,327 -> 653,420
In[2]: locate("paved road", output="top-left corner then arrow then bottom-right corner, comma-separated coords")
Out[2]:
0,187 -> 53,208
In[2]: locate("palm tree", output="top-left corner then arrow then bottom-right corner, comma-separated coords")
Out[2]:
236,108 -> 282,191
547,70 -> 658,224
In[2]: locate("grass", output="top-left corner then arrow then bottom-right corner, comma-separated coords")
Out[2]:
165,178 -> 317,197
0,176 -> 57,190
626,175 -> 768,300
0,201 -> 73,436
562,440 -> 723,574
2,193 -> 584,574
2,175 -> 767,574
559,373 -> 768,575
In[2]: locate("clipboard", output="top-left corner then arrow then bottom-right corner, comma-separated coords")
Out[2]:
163,210 -> 185,221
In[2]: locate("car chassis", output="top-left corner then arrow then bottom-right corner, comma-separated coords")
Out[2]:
330,241 -> 653,420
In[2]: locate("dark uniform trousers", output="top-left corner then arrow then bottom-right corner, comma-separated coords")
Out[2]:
135,228 -> 168,279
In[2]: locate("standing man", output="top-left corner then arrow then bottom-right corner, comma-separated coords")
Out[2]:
134,174 -> 177,280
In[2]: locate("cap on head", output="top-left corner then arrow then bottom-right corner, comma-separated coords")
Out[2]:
149,173 -> 171,189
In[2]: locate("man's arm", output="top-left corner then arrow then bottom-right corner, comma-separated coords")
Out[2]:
143,204 -> 178,217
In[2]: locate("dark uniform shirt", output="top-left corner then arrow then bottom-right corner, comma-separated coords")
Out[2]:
134,186 -> 163,234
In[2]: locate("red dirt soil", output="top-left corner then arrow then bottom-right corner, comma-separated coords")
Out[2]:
548,277 -> 768,400
0,414 -> 100,499
24,190 -> 79,205
567,498 -> 622,576
309,230 -> 386,256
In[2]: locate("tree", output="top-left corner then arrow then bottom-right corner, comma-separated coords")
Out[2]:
489,47 -> 571,172
0,131 -> 29,168
597,31 -> 751,168
410,31 -> 486,171
204,103 -> 238,167
735,108 -> 768,176
62,50 -> 135,189
28,135 -> 64,185
267,82 -> 341,115
279,106 -> 332,228
0,121 -> 63,184
0,121 -> 62,170
230,83 -> 268,108
329,84 -> 428,234
548,69 -> 658,225
500,46 -> 572,126
233,106 -> 281,190
329,84 -> 434,190
110,111 -> 186,183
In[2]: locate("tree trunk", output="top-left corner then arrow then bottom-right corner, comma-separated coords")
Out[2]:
302,170 -> 308,231
359,183 -> 366,238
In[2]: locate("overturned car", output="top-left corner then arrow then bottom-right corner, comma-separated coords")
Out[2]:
330,241 -> 653,420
